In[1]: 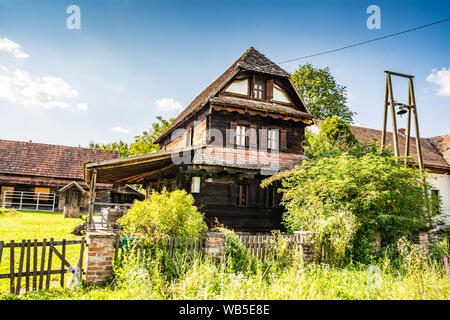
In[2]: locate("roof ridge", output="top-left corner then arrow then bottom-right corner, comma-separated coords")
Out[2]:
0,138 -> 118,154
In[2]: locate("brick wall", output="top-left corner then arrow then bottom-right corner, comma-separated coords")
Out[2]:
205,232 -> 226,260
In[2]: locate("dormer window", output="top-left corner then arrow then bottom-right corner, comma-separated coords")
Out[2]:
253,78 -> 265,99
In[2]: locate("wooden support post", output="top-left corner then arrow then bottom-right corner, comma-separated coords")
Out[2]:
87,169 -> 98,231
409,78 -> 424,170
387,73 -> 400,159
380,73 -> 389,151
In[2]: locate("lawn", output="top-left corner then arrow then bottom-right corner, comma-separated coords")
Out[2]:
0,210 -> 85,294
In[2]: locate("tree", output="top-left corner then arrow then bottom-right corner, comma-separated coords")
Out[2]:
291,63 -> 355,122
129,116 -> 173,156
278,153 -> 444,264
304,116 -> 382,160
89,116 -> 174,158
89,140 -> 131,158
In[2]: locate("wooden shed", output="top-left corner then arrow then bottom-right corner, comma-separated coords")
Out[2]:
58,181 -> 86,218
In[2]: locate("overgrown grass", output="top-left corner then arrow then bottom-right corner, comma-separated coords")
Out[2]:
3,234 -> 450,300
0,210 -> 85,293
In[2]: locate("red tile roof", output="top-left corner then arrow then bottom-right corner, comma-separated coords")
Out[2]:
350,126 -> 450,170
0,139 -> 119,181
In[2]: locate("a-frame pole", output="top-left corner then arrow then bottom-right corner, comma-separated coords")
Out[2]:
409,78 -> 424,170
387,73 -> 400,158
404,81 -> 412,165
380,73 -> 390,152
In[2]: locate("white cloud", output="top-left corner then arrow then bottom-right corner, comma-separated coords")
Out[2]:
73,103 -> 88,112
0,38 -> 30,59
110,126 -> 130,134
426,67 -> 450,96
0,64 -> 81,110
155,98 -> 183,111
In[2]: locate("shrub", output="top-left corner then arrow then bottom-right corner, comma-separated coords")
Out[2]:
118,189 -> 207,243
279,152 -> 444,263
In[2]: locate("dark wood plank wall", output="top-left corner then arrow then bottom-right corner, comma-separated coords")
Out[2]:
210,110 -> 305,155
191,177 -> 284,232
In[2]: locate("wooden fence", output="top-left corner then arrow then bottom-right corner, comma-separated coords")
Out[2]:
0,238 -> 85,294
114,232 -> 314,262
237,232 -> 314,260
114,237 -> 204,261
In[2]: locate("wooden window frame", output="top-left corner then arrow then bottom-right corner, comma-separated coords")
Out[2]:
236,184 -> 249,207
235,125 -> 248,147
265,186 -> 278,208
267,129 -> 280,151
253,77 -> 266,99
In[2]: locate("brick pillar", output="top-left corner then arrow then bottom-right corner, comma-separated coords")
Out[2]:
418,232 -> 429,252
205,232 -> 226,260
85,231 -> 116,284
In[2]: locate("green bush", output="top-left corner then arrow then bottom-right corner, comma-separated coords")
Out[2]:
279,152 -> 444,264
118,189 -> 207,242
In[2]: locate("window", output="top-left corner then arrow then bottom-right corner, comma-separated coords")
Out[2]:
431,189 -> 440,215
235,125 -> 247,147
191,177 -> 201,193
267,129 -> 279,150
236,184 -> 248,207
265,186 -> 278,208
253,78 -> 265,99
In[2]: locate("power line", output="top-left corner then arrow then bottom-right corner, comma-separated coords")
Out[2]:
277,18 -> 450,64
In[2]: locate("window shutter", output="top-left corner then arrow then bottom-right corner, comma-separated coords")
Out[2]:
249,183 -> 257,206
249,125 -> 257,149
259,127 -> 268,151
280,129 -> 287,151
229,121 -> 237,146
266,79 -> 273,100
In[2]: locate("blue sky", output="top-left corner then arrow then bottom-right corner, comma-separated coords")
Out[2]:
0,0 -> 449,147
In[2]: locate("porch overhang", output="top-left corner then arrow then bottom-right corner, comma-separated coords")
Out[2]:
83,146 -> 200,184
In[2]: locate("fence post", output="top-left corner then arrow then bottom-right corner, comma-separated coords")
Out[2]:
204,232 -> 226,260
36,193 -> 40,211
19,192 -> 23,210
84,231 -> 116,284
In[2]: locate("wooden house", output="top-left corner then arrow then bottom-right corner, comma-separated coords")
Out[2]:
84,48 -> 314,232
0,139 -> 144,212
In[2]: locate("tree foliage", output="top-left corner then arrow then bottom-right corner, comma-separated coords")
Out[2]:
118,189 -> 207,243
89,116 -> 174,158
279,153 -> 444,264
291,63 -> 355,122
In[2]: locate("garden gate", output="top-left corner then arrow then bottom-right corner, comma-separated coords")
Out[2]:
0,238 -> 85,294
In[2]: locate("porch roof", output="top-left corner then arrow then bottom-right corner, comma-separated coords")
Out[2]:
83,146 -> 200,184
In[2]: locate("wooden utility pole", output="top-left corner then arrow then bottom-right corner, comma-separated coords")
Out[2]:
381,71 -> 431,227
380,71 -> 424,170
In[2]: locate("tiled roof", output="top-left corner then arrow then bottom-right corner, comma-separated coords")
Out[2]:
192,146 -> 305,174
0,139 -> 119,181
350,126 -> 450,169
429,134 -> 450,166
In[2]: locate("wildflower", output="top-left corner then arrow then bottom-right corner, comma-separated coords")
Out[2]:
444,257 -> 450,277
